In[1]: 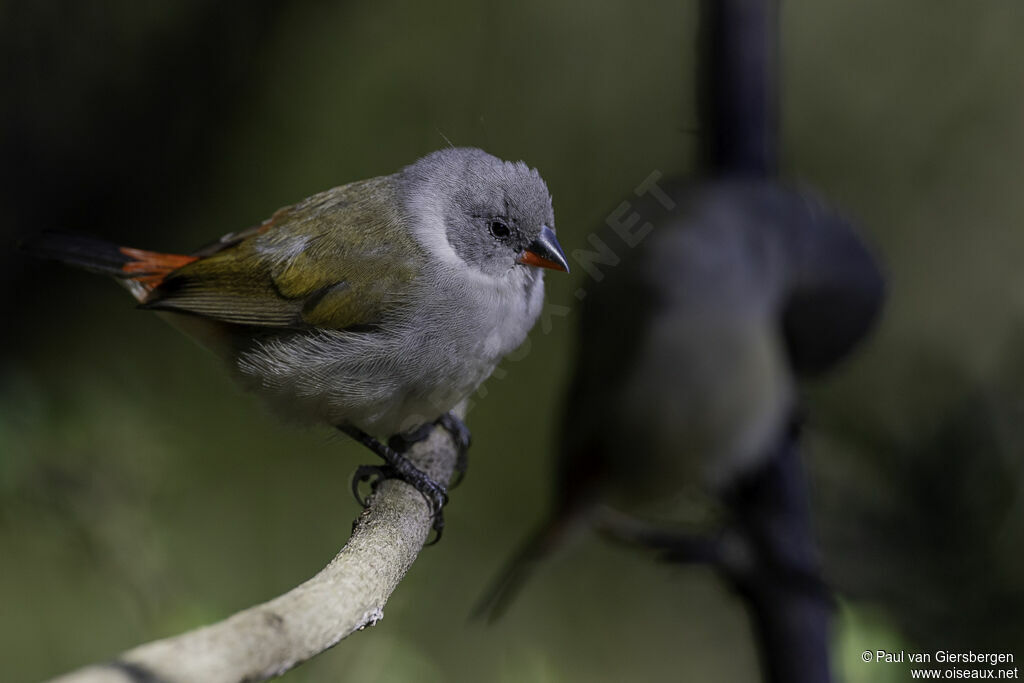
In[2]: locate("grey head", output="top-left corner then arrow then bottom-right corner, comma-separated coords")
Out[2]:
400,147 -> 568,277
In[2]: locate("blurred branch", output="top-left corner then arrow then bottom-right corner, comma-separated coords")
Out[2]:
696,1 -> 833,682
698,0 -> 778,176
48,410 -> 463,683
723,433 -> 833,683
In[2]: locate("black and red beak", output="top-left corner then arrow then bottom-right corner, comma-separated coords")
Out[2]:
516,225 -> 570,273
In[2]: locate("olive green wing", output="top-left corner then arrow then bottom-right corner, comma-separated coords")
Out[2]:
141,177 -> 421,330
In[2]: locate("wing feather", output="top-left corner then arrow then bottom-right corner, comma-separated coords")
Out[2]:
141,176 -> 421,330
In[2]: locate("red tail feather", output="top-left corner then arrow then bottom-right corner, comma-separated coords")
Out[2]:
119,247 -> 198,289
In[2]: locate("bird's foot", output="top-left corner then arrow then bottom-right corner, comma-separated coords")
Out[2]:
340,424 -> 449,543
386,421 -> 435,453
350,464 -> 395,507
386,412 -> 471,488
435,412 -> 471,488
391,461 -> 449,545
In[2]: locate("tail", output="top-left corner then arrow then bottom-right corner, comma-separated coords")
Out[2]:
471,508 -> 586,624
21,232 -> 197,301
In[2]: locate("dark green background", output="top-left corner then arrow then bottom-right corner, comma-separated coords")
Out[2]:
3,1 -> 1023,681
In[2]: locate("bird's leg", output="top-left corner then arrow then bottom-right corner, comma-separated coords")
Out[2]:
349,463 -> 396,507
338,425 -> 449,542
435,412 -> 471,488
385,412 -> 471,488
596,507 -> 722,564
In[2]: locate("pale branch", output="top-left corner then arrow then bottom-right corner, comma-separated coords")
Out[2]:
48,408 -> 464,683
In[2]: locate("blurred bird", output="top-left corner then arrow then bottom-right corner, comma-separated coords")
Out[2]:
22,147 -> 570,535
475,179 -> 884,619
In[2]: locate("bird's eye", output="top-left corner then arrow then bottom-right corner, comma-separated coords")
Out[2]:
489,220 -> 511,239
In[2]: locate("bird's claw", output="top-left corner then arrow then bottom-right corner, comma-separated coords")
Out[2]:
350,462 -> 449,543
436,412 -> 471,451
350,464 -> 395,508
421,480 -> 448,545
435,412 -> 471,488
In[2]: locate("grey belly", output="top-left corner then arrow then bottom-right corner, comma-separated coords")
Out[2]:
234,325 -> 496,437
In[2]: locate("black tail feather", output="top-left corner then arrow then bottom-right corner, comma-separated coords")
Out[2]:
20,232 -> 132,278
